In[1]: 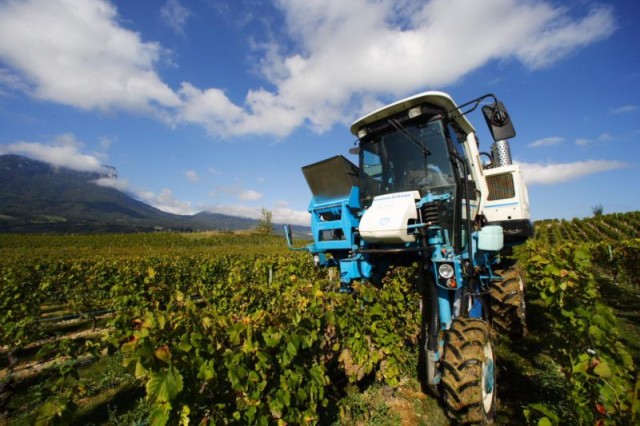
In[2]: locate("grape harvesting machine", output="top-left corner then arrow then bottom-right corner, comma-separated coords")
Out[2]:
285,91 -> 533,424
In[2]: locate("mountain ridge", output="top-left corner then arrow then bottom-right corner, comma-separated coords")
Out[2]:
0,154 -> 308,235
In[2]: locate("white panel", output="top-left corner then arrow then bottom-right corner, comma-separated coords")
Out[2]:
360,191 -> 420,243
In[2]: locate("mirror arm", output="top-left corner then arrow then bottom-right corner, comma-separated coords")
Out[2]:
448,93 -> 498,118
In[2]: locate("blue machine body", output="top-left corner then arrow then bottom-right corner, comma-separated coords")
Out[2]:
290,161 -> 502,318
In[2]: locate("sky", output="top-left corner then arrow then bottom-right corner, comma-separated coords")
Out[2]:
0,0 -> 638,225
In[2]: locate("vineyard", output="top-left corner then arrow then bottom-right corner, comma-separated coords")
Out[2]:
1,212 -> 639,425
534,211 -> 640,244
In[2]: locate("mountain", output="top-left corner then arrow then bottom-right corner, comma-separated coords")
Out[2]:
187,211 -> 258,231
0,154 -> 309,235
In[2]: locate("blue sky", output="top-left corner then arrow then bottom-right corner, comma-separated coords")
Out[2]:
0,0 -> 638,225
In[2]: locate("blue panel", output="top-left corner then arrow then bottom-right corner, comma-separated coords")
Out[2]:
469,297 -> 483,318
438,287 -> 451,330
339,255 -> 373,284
307,186 -> 360,254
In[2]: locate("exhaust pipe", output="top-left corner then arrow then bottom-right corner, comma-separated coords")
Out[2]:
491,139 -> 513,167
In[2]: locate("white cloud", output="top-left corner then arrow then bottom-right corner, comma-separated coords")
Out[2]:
137,188 -> 194,215
0,67 -> 30,95
212,184 -> 264,201
98,136 -> 114,151
518,160 -> 630,185
272,201 -> 311,226
0,0 -> 179,115
160,0 -> 191,34
512,5 -> 615,68
597,133 -> 614,142
0,134 -> 106,172
610,105 -> 637,115
238,189 -> 263,201
205,203 -> 310,226
185,170 -> 199,182
177,82 -> 245,135
186,0 -> 615,136
95,175 -> 195,216
0,0 -> 617,138
94,176 -> 130,191
527,136 -> 564,148
575,133 -> 616,147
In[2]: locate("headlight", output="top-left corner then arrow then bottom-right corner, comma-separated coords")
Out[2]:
438,263 -> 455,279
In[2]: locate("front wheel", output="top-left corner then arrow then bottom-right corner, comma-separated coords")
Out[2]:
441,317 -> 496,425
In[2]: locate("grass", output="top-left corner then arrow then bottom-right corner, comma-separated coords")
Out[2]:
325,346 -> 448,426
332,376 -> 448,425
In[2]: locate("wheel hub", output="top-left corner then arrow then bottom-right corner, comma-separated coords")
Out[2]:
482,341 -> 495,413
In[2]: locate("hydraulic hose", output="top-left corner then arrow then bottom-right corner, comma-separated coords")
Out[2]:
424,265 -> 440,352
425,274 -> 440,352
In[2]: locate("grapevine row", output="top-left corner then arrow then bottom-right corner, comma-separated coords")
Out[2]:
533,211 -> 640,245
515,240 -> 638,424
1,249 -> 421,424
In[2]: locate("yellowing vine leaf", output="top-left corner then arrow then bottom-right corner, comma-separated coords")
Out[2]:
594,360 -> 613,378
146,367 -> 184,403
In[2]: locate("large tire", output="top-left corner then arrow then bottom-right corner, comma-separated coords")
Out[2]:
489,266 -> 527,338
441,318 -> 496,425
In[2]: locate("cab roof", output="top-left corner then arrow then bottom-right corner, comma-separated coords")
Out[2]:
350,91 -> 475,136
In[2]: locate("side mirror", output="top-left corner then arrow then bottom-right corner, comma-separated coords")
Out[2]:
482,101 -> 516,141
284,224 -> 294,248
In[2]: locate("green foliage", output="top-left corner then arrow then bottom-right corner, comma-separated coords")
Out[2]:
33,338 -> 105,426
516,241 -> 638,424
1,233 -> 416,424
107,259 -> 418,424
5,230 -> 639,424
337,384 -> 400,425
0,263 -> 43,349
256,207 -> 273,234
533,211 -> 640,244
592,204 -> 604,217
107,397 -> 153,425
591,239 -> 640,287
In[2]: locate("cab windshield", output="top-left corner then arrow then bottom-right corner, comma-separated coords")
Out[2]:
359,119 -> 455,205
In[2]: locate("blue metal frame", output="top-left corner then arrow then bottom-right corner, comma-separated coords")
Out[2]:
286,184 -> 511,330
306,186 -> 360,256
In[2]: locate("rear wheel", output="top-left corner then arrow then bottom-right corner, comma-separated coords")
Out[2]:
490,266 -> 527,338
441,317 -> 496,425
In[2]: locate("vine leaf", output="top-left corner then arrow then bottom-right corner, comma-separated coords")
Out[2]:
155,345 -> 172,364
147,367 -> 184,403
593,360 -> 612,378
150,402 -> 171,426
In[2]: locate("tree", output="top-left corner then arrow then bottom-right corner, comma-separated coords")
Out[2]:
592,204 -> 604,216
256,208 -> 273,234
